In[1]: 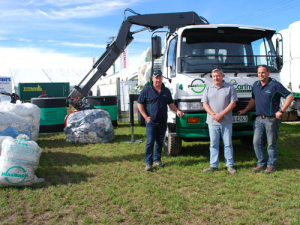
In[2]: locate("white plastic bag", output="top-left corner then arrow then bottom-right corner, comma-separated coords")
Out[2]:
0,136 -> 10,156
1,102 -> 41,142
138,62 -> 152,86
0,135 -> 43,187
140,47 -> 152,63
0,111 -> 31,139
0,93 -> 11,103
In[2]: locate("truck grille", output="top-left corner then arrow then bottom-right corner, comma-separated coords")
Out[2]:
233,100 -> 255,112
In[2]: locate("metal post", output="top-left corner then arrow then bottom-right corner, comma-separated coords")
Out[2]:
125,94 -> 142,143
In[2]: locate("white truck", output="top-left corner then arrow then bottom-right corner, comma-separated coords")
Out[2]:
159,24 -> 283,155
277,21 -> 300,120
66,9 -> 283,155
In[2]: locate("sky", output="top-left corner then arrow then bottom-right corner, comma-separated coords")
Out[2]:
1,0 -> 300,76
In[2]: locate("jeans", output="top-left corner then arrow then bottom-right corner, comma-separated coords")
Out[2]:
208,124 -> 234,168
145,122 -> 167,165
253,116 -> 280,168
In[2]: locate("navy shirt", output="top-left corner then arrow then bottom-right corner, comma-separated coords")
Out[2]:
137,83 -> 174,124
252,78 -> 291,117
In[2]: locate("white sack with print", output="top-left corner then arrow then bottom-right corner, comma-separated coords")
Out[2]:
0,135 -> 43,187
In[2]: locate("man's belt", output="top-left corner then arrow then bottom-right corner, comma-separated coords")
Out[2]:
257,115 -> 273,119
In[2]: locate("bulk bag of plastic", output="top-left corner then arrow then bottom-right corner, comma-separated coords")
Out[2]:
0,136 -> 10,156
0,135 -> 43,187
1,102 -> 41,142
0,93 -> 12,103
64,109 -> 115,144
0,111 -> 31,139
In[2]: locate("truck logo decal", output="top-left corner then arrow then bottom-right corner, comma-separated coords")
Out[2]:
230,79 -> 252,93
179,84 -> 183,90
188,79 -> 206,94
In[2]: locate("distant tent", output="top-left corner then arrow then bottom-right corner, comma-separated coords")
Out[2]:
5,68 -> 90,93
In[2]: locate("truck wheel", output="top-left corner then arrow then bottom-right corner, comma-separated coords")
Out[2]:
164,131 -> 182,156
138,111 -> 145,126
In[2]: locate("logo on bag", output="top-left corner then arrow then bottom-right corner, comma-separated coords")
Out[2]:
1,166 -> 28,184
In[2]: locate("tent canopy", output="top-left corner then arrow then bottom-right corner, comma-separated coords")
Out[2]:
2,68 -> 90,92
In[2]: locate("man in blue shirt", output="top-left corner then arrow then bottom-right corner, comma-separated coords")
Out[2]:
239,65 -> 294,174
137,71 -> 184,172
202,68 -> 238,174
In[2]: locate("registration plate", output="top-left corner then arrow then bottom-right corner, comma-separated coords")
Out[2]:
233,115 -> 248,123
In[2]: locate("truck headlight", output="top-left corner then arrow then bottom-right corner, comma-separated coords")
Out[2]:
178,102 -> 203,111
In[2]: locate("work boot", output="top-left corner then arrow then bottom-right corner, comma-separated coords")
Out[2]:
264,167 -> 276,174
145,164 -> 153,172
203,167 -> 218,172
252,165 -> 267,173
154,161 -> 165,168
227,167 -> 236,174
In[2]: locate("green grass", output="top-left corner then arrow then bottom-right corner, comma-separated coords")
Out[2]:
1,122 -> 300,225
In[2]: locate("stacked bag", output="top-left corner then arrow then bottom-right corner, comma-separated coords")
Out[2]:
0,96 -> 44,186
0,102 -> 41,141
138,47 -> 152,86
0,111 -> 31,139
0,135 -> 43,187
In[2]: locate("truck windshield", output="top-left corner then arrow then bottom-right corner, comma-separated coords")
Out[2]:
179,28 -> 278,73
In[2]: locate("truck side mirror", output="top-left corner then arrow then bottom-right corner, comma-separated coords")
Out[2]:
152,36 -> 161,59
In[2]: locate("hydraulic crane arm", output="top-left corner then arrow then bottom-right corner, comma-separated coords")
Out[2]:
67,9 -> 208,109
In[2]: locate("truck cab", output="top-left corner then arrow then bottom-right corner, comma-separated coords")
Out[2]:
162,24 -> 282,155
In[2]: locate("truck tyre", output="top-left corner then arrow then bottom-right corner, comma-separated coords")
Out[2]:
164,131 -> 182,156
138,111 -> 145,126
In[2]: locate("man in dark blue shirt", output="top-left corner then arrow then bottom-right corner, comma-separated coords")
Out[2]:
137,71 -> 184,172
239,65 -> 294,174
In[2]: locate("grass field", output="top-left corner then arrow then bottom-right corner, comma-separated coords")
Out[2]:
0,122 -> 300,225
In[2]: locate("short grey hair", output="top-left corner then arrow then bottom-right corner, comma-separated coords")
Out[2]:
211,68 -> 224,75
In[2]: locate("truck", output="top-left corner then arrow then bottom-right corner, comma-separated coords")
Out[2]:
67,9 -> 283,155
277,21 -> 300,121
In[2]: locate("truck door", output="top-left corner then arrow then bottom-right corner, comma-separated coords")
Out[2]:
166,37 -> 178,78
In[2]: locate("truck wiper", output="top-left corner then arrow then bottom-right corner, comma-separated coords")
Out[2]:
200,72 -> 209,78
233,68 -> 246,76
247,74 -> 258,77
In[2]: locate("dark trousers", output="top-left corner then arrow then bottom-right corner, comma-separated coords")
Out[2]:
145,122 -> 167,165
